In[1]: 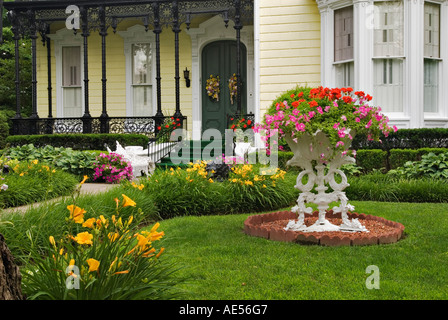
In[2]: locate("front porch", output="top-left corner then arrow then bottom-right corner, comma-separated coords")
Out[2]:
2,0 -> 254,138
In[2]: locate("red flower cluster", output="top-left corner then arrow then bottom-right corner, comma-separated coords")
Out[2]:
230,117 -> 253,131
157,117 -> 182,132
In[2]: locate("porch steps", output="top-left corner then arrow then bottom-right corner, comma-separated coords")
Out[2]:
156,139 -> 230,169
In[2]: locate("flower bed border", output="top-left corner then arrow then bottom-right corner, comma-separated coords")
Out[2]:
243,210 -> 405,246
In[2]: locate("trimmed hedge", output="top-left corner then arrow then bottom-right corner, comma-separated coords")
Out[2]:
5,133 -> 149,150
355,149 -> 388,172
352,128 -> 448,150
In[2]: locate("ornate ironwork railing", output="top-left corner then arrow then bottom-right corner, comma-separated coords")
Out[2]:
10,116 -> 187,137
11,115 -> 188,163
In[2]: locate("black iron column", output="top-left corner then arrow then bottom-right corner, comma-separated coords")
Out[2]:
43,27 -> 54,134
152,2 -> 164,136
99,5 -> 109,133
80,6 -> 91,133
28,10 -> 39,121
172,1 -> 182,118
9,10 -> 22,135
234,0 -> 242,116
153,2 -> 163,118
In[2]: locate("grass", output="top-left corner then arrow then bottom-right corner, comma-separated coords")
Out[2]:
150,201 -> 448,300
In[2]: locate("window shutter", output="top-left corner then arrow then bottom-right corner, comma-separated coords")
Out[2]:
334,6 -> 354,62
424,2 -> 440,58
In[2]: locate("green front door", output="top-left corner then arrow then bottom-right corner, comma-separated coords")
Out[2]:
201,40 -> 247,135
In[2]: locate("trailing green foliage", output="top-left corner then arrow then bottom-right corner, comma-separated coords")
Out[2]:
5,133 -> 149,151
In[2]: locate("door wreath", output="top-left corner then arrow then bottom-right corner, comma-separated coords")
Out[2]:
228,73 -> 238,105
206,74 -> 220,101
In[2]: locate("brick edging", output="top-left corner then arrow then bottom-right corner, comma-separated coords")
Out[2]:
244,211 -> 405,246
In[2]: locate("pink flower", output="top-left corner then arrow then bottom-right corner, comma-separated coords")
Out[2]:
393,125 -> 398,132
365,119 -> 373,129
341,115 -> 347,121
338,130 -> 346,138
296,123 -> 306,132
333,122 -> 340,129
355,117 -> 360,123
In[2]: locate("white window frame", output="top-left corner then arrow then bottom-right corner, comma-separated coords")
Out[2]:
118,25 -> 156,117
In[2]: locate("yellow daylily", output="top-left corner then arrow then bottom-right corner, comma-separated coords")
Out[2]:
122,194 -> 136,207
75,232 -> 93,245
49,236 -> 56,247
67,205 -> 86,224
86,258 -> 100,272
80,175 -> 89,185
82,218 -> 96,229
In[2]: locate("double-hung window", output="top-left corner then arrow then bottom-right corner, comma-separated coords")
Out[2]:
131,43 -> 153,116
334,6 -> 354,88
62,46 -> 82,117
373,1 -> 404,113
423,2 -> 441,113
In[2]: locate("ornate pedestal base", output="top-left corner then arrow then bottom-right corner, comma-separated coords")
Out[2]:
283,132 -> 368,234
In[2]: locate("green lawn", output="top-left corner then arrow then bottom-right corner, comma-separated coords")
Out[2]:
155,201 -> 448,300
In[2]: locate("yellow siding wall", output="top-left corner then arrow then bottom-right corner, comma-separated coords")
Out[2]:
258,0 -> 321,114
37,21 -> 193,130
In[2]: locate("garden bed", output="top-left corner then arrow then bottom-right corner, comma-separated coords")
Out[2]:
244,210 -> 405,246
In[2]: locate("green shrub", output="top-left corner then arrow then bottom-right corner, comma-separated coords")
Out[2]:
0,111 -> 9,149
388,149 -> 420,169
352,128 -> 448,150
355,149 -> 387,172
5,133 -> 149,150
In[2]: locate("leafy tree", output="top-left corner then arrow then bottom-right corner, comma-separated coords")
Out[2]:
0,3 -> 32,119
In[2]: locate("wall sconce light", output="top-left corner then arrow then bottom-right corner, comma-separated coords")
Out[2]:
184,67 -> 191,88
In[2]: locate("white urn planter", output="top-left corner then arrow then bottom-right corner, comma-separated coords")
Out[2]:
283,131 -> 368,233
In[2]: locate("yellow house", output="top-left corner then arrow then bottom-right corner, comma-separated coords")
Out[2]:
3,0 -> 322,140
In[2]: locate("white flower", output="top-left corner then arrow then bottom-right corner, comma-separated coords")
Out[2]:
1,184 -> 8,191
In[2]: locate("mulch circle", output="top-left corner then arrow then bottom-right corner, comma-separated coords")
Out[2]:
244,210 -> 405,246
